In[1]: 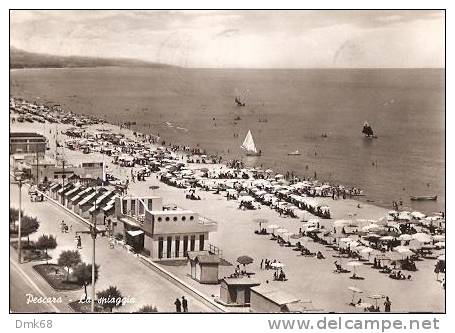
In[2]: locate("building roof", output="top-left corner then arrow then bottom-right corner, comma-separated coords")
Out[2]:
222,277 -> 261,286
10,132 -> 46,138
187,252 -> 220,264
285,301 -> 317,313
251,285 -> 300,305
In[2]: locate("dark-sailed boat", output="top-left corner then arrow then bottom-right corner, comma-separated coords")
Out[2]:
362,122 -> 377,138
235,96 -> 245,107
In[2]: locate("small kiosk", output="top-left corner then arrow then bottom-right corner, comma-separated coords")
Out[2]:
219,278 -> 260,306
188,251 -> 220,284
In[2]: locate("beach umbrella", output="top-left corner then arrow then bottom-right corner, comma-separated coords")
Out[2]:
433,235 -> 445,241
237,255 -> 254,265
334,220 -> 350,227
276,228 -> 288,234
306,227 -> 320,233
348,241 -> 360,248
412,233 -> 432,243
347,261 -> 362,277
398,234 -> 413,241
340,237 -> 353,243
380,236 -> 394,241
362,223 -> 380,232
394,246 -> 413,255
348,286 -> 363,304
267,224 -> 279,230
254,218 -> 268,230
368,294 -> 385,307
356,302 -> 373,309
271,262 -> 285,269
434,241 -> 445,248
437,255 -> 445,261
420,244 -> 436,250
361,247 -> 374,254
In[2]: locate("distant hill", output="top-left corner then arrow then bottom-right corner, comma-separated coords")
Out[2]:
10,47 -> 174,69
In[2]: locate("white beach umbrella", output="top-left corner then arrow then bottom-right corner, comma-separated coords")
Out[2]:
398,234 -> 413,241
437,255 -> 445,261
267,224 -> 279,230
394,246 -> 413,255
380,236 -> 394,241
434,242 -> 445,248
361,247 -> 374,254
348,286 -> 363,304
412,232 -> 432,243
347,261 -> 362,277
432,235 -> 445,241
271,262 -> 285,269
276,228 -> 288,235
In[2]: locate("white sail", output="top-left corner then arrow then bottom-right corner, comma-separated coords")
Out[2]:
241,130 -> 258,154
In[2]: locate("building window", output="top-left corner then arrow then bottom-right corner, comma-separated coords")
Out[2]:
199,234 -> 205,251
166,236 -> 172,258
122,199 -> 128,215
183,236 -> 188,257
165,217 -> 170,222
182,216 -> 186,221
147,199 -> 153,210
190,235 -> 196,251
131,200 -> 136,216
158,237 -> 163,259
54,175 -> 58,179
157,217 -> 162,222
175,236 -> 180,258
173,216 -> 177,222
189,216 -> 194,221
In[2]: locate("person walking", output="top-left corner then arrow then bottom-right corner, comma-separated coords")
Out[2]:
174,298 -> 182,312
384,296 -> 392,312
182,296 -> 188,312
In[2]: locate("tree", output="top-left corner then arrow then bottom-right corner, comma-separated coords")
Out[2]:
35,234 -> 57,264
20,215 -> 40,245
135,305 -> 158,313
57,250 -> 81,281
97,286 -> 123,312
73,263 -> 100,300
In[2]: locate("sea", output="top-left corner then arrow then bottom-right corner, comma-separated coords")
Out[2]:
10,67 -> 445,214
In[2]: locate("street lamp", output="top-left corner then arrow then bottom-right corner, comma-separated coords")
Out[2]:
14,170 -> 24,264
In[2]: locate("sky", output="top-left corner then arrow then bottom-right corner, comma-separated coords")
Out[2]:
10,10 -> 445,68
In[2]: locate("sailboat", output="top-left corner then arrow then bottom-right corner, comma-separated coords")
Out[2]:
241,130 -> 261,156
287,150 -> 301,156
362,122 -> 378,139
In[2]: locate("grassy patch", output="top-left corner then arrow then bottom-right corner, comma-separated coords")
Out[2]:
10,241 -> 51,263
33,264 -> 82,291
68,300 -> 104,313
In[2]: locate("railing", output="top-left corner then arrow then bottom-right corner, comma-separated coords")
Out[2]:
208,243 -> 222,256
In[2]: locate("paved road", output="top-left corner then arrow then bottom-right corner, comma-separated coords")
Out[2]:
10,258 -> 60,313
10,183 -> 213,313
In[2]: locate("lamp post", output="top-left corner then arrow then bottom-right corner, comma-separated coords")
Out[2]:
91,199 -> 97,312
14,171 -> 24,264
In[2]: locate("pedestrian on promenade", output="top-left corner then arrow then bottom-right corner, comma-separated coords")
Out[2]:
384,296 -> 392,312
182,296 -> 188,312
174,298 -> 181,312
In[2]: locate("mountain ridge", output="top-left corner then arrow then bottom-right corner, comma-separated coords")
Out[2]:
10,47 -> 174,69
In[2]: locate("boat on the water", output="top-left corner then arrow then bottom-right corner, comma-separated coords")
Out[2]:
410,195 -> 438,201
241,130 -> 261,156
287,150 -> 301,156
362,121 -> 378,139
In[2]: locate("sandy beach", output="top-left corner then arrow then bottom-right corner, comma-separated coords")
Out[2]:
11,119 -> 445,313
